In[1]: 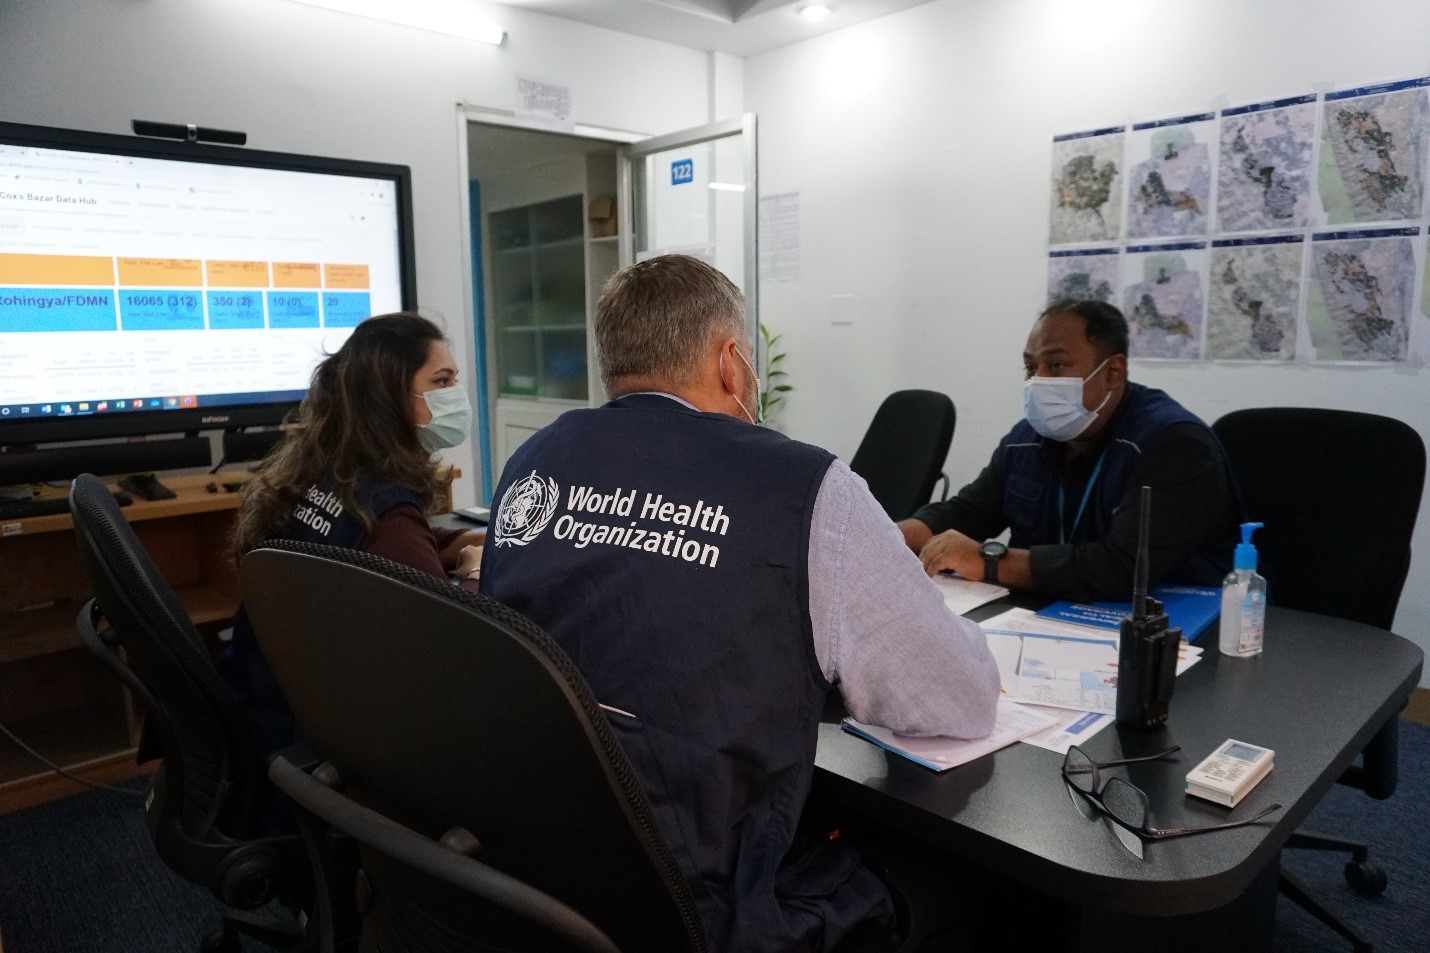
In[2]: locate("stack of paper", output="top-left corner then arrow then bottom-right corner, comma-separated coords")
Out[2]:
841,702 -> 1059,772
978,608 -> 1205,753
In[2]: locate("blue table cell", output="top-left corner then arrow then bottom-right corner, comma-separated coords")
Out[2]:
322,291 -> 372,328
0,288 -> 118,332
267,291 -> 320,329
119,289 -> 204,331
207,290 -> 265,329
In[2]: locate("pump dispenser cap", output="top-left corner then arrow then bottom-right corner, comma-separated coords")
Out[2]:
1234,521 -> 1263,571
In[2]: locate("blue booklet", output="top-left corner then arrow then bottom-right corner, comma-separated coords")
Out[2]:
1035,584 -> 1220,642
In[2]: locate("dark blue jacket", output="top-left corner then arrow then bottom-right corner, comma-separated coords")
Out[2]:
999,381 -> 1233,585
481,394 -> 893,953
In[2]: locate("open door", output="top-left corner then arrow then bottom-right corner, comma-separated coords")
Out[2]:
619,114 -> 759,347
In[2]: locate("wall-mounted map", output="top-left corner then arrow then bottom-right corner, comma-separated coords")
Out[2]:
1047,248 -> 1119,305
1307,228 -> 1417,362
1206,236 -> 1303,361
1049,127 -> 1125,245
1121,242 -> 1207,360
1126,113 -> 1215,239
1319,78 -> 1430,225
1217,95 -> 1317,233
1048,79 -> 1430,365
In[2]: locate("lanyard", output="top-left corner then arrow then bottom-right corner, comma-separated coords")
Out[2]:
1058,451 -> 1107,545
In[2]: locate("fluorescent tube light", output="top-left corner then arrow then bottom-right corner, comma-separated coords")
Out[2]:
708,182 -> 746,192
288,0 -> 505,45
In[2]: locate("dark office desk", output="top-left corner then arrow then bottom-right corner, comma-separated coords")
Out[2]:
814,607 -> 1423,951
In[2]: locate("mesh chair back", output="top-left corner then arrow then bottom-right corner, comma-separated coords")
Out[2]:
1212,408 -> 1425,630
240,541 -> 706,953
849,389 -> 956,520
68,473 -> 263,840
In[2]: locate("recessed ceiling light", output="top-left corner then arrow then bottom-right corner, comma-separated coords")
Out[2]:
798,3 -> 834,23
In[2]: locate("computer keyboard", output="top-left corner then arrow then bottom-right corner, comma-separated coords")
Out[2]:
0,489 -> 133,520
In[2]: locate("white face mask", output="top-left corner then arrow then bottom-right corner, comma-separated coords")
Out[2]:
721,346 -> 763,425
1022,358 -> 1112,442
416,384 -> 472,452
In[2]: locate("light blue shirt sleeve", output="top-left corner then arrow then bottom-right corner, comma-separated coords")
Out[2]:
808,459 -> 1001,739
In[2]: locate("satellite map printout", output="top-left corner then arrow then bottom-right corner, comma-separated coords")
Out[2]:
1047,247 -> 1120,305
1049,126 -> 1125,244
1218,95 -> 1318,233
1126,113 -> 1215,239
1206,235 -> 1303,361
1121,241 -> 1208,360
1319,78 -> 1429,225
1306,227 -> 1417,362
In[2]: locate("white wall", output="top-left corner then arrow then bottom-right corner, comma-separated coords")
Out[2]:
747,0 -> 1430,680
0,0 -> 713,505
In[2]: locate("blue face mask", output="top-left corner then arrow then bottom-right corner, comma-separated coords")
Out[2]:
416,385 -> 472,452
1022,358 -> 1111,442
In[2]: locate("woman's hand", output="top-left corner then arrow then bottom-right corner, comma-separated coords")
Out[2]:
439,528 -> 486,570
455,544 -> 484,581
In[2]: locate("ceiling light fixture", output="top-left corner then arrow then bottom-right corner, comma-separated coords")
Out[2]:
288,0 -> 505,45
797,3 -> 834,22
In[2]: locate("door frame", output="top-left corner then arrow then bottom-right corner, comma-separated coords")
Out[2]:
454,104 -> 647,502
618,113 -> 759,348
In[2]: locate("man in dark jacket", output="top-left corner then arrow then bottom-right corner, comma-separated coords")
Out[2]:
900,300 -> 1239,601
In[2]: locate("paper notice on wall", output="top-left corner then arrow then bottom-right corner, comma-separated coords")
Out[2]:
759,191 -> 800,281
514,75 -> 574,132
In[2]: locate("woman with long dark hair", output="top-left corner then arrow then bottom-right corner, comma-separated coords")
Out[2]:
221,312 -> 483,757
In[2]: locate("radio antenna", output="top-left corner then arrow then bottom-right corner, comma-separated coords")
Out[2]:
1133,485 -> 1151,619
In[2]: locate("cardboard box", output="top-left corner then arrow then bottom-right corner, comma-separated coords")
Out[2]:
589,196 -> 617,237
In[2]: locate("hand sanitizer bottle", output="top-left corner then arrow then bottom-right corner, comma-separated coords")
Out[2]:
1220,522 -> 1266,658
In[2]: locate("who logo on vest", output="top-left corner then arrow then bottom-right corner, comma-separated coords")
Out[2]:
493,471 -> 560,547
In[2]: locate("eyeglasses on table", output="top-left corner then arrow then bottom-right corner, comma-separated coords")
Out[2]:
1062,745 -> 1282,841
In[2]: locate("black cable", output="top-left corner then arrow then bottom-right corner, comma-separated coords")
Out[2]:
0,719 -> 145,798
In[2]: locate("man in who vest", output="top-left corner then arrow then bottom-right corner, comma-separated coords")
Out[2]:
481,254 -> 1000,953
898,299 -> 1239,600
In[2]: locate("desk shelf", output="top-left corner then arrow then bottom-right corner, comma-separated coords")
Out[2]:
0,472 -> 244,814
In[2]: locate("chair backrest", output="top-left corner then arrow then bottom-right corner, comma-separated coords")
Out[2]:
848,389 -> 957,520
239,540 -> 706,953
1211,408 -> 1426,630
67,473 -> 270,879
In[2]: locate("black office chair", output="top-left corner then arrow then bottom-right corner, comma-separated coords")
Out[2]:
67,473 -> 306,953
849,389 -> 957,520
239,539 -> 707,953
1212,409 -> 1426,953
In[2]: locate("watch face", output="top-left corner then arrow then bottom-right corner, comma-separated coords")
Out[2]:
980,541 -> 1008,558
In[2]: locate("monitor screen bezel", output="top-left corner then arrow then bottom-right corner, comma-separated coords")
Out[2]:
0,120 -> 417,447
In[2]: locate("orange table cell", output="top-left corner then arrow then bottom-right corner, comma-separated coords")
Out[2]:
323,263 -> 370,289
0,253 -> 114,285
117,258 -> 203,287
206,260 -> 270,287
273,262 -> 321,288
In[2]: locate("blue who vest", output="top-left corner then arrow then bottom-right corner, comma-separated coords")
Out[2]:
219,477 -> 422,758
999,381 -> 1228,582
481,394 -> 893,953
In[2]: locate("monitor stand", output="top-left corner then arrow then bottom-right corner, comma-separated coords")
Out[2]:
118,472 -> 177,501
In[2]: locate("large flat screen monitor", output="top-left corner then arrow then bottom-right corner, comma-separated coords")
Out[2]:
0,121 -> 416,463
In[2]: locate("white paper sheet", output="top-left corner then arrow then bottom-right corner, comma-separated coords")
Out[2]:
842,702 -> 1059,772
931,575 -> 1010,616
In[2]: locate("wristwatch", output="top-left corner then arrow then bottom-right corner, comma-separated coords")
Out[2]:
979,540 -> 1008,583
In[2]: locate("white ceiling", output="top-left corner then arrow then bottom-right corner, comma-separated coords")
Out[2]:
496,0 -> 935,57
